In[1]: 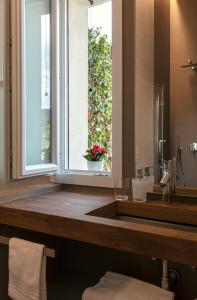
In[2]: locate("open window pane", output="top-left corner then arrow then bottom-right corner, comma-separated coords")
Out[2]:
11,0 -> 58,179
67,0 -> 112,172
25,0 -> 52,167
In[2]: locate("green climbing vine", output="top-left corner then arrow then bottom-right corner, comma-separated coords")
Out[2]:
88,27 -> 112,171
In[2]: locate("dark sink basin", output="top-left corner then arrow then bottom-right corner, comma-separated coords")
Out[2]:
111,214 -> 197,232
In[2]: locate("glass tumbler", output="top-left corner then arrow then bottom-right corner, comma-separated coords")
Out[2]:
114,178 -> 130,201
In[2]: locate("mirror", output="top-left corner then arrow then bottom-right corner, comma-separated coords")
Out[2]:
135,0 -> 197,188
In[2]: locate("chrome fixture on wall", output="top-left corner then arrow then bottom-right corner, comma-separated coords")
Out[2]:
160,158 -> 176,203
181,59 -> 197,71
190,142 -> 197,153
154,84 -> 168,181
176,136 -> 187,187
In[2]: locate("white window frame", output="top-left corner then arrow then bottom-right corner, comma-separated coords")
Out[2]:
54,0 -> 123,187
11,0 -> 122,187
11,0 -> 59,179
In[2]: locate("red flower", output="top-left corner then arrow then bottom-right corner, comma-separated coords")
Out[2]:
93,145 -> 100,151
101,148 -> 107,154
91,145 -> 107,154
83,145 -> 107,161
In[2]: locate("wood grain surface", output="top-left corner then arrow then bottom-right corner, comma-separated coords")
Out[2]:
117,200 -> 197,226
0,186 -> 197,266
0,183 -> 61,203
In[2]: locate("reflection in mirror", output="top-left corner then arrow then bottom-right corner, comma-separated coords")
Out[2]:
25,0 -> 51,167
135,0 -> 197,188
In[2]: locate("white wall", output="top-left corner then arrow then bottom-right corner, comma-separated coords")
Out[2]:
0,0 -> 6,184
135,0 -> 154,171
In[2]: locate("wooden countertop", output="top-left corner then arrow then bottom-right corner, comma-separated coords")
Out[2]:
0,183 -> 61,203
0,185 -> 197,267
0,188 -> 114,216
117,199 -> 197,226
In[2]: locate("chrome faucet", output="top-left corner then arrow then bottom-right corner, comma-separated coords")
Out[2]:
160,158 -> 176,203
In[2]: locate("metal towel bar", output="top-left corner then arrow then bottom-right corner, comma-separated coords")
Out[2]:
0,235 -> 55,258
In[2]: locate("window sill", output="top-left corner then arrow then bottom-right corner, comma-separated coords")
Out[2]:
53,172 -> 114,188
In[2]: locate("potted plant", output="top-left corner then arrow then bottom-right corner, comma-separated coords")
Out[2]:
83,145 -> 107,171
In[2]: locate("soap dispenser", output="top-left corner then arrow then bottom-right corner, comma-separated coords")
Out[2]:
144,166 -> 154,190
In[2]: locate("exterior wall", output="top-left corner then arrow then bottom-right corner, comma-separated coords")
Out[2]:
69,0 -> 88,170
135,0 -> 154,171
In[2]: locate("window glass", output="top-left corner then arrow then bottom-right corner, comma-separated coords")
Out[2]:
25,0 -> 51,166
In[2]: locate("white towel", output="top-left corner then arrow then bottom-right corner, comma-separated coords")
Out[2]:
82,272 -> 175,300
8,238 -> 47,300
